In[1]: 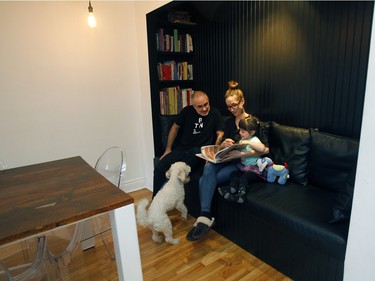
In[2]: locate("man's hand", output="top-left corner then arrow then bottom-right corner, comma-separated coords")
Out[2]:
160,148 -> 171,160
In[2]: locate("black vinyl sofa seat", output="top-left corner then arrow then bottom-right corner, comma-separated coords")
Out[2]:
158,116 -> 359,281
243,182 -> 349,259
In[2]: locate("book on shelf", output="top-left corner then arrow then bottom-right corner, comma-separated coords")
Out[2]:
187,64 -> 193,80
187,34 -> 193,52
157,28 -> 165,52
181,61 -> 188,80
196,144 -> 248,164
159,87 -> 194,115
173,29 -> 179,52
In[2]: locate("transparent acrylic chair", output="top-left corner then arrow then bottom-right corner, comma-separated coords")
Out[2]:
45,223 -> 84,280
80,146 -> 127,260
0,161 -> 53,281
0,261 -> 11,281
45,146 -> 126,279
0,236 -> 52,281
44,188 -> 85,279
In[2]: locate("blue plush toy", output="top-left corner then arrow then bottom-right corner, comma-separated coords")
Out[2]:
257,157 -> 289,185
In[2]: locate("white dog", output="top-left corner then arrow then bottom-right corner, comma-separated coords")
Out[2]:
136,162 -> 191,244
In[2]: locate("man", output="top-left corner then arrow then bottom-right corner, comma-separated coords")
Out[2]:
153,91 -> 224,197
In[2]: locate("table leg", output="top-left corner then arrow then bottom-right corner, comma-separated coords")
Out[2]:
110,203 -> 143,281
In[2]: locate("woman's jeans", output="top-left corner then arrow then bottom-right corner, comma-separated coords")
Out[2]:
199,162 -> 238,214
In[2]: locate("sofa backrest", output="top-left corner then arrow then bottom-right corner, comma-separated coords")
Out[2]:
268,121 -> 311,185
308,129 -> 359,223
308,129 -> 359,192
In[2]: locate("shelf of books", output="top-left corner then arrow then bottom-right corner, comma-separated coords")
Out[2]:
159,87 -> 194,115
157,60 -> 193,81
156,27 -> 194,53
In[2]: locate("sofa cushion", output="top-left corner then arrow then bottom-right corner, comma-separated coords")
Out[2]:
308,129 -> 359,192
308,129 -> 359,223
269,121 -> 310,185
243,182 -> 349,259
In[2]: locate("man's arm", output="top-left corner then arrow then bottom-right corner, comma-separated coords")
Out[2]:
215,130 -> 224,145
160,123 -> 180,159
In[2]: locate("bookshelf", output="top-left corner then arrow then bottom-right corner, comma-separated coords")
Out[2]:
156,23 -> 195,116
147,7 -> 197,156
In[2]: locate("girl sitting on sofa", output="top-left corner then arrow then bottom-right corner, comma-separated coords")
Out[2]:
218,116 -> 267,203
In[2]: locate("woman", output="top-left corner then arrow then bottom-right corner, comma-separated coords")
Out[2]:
186,81 -> 269,241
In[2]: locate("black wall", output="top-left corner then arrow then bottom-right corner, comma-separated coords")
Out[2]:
191,1 -> 373,139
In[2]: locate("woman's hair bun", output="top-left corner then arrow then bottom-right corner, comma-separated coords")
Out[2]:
228,80 -> 239,90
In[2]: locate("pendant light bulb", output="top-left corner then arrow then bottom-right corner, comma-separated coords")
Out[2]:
88,1 -> 96,28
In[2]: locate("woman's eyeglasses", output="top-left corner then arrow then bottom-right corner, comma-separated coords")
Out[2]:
227,102 -> 240,110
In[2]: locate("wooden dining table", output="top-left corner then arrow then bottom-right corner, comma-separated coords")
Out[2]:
0,156 -> 143,281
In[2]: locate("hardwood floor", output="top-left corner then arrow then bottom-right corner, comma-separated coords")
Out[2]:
65,188 -> 291,280
12,188 -> 290,280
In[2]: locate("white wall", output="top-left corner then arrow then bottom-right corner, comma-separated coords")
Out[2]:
0,1 -> 167,192
344,2 -> 375,280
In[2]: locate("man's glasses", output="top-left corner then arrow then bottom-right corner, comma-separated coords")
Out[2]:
227,102 -> 240,110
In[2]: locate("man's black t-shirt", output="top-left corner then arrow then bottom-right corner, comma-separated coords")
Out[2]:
174,106 -> 224,149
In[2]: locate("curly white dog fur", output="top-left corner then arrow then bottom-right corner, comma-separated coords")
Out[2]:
136,162 -> 191,244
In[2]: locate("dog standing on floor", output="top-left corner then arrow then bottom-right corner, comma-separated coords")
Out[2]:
136,162 -> 191,244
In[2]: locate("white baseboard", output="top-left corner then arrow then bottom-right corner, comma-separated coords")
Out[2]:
119,177 -> 152,193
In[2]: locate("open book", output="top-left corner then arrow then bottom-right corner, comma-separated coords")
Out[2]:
196,143 -> 248,164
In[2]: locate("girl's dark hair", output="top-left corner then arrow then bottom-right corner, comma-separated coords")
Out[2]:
239,116 -> 260,134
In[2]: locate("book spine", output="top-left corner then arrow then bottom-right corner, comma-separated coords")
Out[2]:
182,61 -> 188,80
156,33 -> 159,51
173,29 -> 179,52
188,64 -> 193,80
165,34 -> 170,52
161,64 -> 171,80
159,90 -> 166,115
158,28 -> 164,52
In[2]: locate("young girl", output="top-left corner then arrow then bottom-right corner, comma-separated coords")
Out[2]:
219,116 -> 267,203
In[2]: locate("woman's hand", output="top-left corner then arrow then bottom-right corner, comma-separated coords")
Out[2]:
221,138 -> 235,147
227,150 -> 243,159
229,148 -> 266,160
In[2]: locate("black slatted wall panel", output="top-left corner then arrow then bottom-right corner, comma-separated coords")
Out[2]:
191,1 -> 373,139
